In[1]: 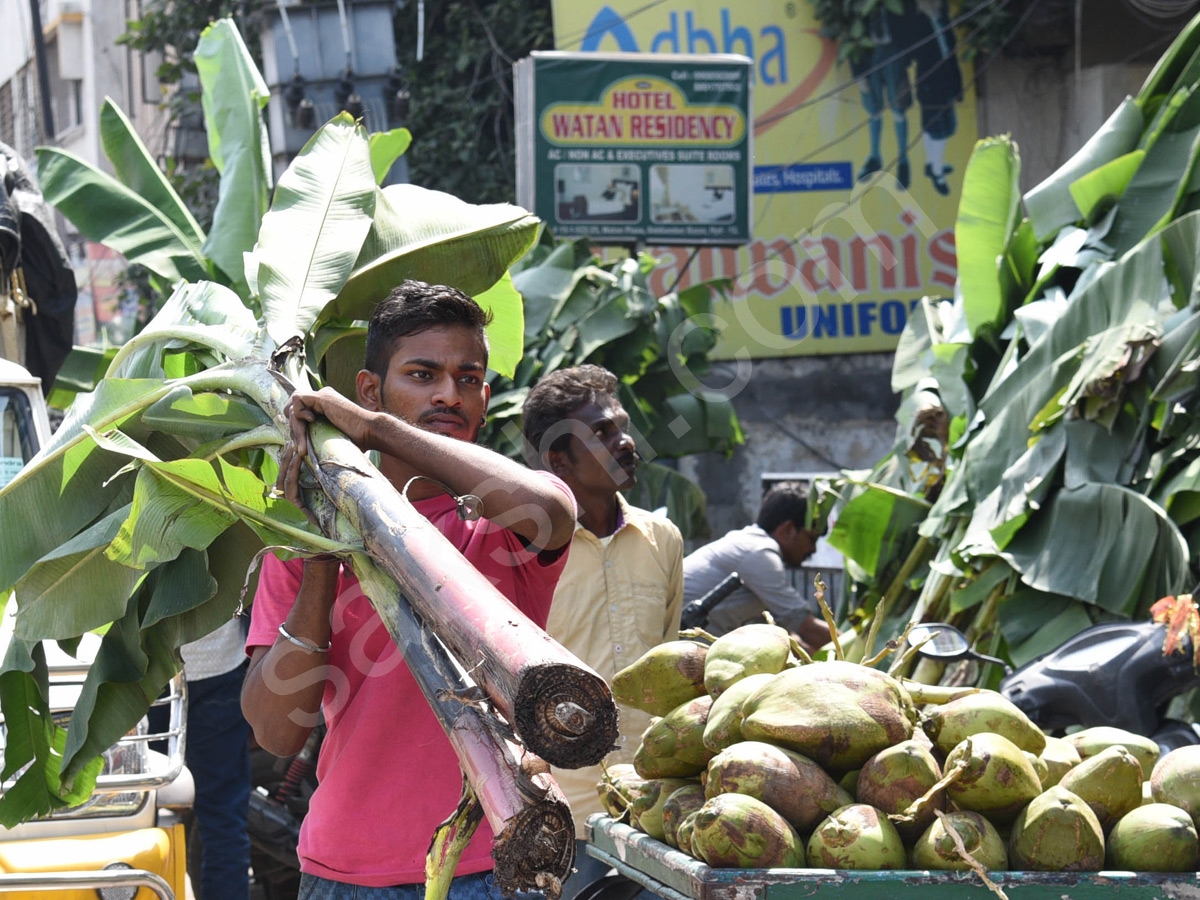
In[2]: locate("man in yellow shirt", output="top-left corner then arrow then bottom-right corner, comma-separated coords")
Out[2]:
522,365 -> 683,900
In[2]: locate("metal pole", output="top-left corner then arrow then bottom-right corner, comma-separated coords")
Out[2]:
27,0 -> 56,141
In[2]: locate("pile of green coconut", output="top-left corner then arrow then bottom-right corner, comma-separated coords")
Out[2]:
598,621 -> 1200,874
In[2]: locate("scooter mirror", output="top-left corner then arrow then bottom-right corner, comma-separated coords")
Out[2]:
908,623 -> 971,659
909,622 -> 1016,675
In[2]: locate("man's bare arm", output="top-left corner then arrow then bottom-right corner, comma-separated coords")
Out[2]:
282,388 -> 575,551
241,560 -> 340,757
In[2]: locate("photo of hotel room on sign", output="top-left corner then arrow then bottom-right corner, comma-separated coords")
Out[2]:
555,164 -> 642,223
650,164 -> 735,224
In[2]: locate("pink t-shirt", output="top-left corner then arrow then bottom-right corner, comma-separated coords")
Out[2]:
246,475 -> 572,887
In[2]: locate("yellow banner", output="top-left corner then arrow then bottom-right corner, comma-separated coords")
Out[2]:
551,2 -> 977,357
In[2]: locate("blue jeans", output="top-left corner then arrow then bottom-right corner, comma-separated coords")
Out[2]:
189,662 -> 252,900
153,663 -> 252,900
298,870 -> 517,900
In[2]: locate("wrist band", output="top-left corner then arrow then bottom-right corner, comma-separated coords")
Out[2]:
278,622 -> 332,653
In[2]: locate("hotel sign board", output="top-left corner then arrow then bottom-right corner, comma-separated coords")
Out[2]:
515,51 -> 754,246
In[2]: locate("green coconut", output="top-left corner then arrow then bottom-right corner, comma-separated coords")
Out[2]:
596,764 -> 646,821
676,811 -> 700,858
705,740 -> 851,832
911,811 -> 1008,871
923,691 -> 1047,756
690,794 -> 806,868
1106,803 -> 1198,872
612,641 -> 708,716
840,769 -> 861,797
703,623 -> 792,698
634,695 -> 715,778
702,673 -> 776,753
944,733 -> 1043,825
1066,726 -> 1159,776
662,784 -> 708,849
1009,785 -> 1105,871
856,740 -> 944,844
1058,745 -> 1143,833
629,777 -> 696,842
740,660 -> 916,772
806,804 -> 907,870
1024,752 -> 1050,789
1039,736 -> 1082,789
1151,745 -> 1200,832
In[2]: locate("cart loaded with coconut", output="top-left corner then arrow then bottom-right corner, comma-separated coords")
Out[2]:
581,583 -> 1200,900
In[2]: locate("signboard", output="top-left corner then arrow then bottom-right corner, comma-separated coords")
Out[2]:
515,51 -> 753,245
550,2 -> 978,358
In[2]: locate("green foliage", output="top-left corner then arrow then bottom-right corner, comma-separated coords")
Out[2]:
7,19 -> 536,824
120,0 -> 550,217
118,0 -> 264,235
119,0 -> 263,88
395,0 -> 553,202
821,17 -> 1200,676
479,233 -> 743,539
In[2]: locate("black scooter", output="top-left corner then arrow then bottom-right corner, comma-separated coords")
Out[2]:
909,620 -> 1200,752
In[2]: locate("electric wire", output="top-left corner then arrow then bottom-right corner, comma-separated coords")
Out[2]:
662,0 -> 1048,469
749,0 -> 1017,231
718,0 -> 1045,285
755,0 -> 1011,132
1122,0 -> 1199,20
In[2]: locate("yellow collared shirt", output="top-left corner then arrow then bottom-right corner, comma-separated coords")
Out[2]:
545,495 -> 684,837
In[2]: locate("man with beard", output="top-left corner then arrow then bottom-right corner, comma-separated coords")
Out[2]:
521,365 -> 683,900
241,280 -> 576,899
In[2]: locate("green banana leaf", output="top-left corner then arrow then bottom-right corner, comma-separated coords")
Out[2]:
47,346 -> 118,410
827,482 -> 930,580
255,114 -> 377,347
194,19 -> 273,296
473,272 -> 524,379
0,377 -> 169,593
0,636 -> 102,825
3,103 -> 582,824
329,184 -> 541,335
1107,84 -> 1200,256
1068,150 -> 1145,223
512,241 -> 591,342
1000,590 -> 1095,667
999,483 -> 1189,618
815,23 -> 1200,688
108,281 -> 260,379
36,147 -> 211,285
370,128 -> 413,185
955,136 -> 1021,338
980,211 -> 1172,417
98,100 -> 206,256
1024,98 -> 1145,240
13,503 -> 145,640
1139,12 -> 1200,110
56,555 -> 210,787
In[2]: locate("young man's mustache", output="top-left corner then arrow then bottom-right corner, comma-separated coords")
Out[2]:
417,409 -> 468,425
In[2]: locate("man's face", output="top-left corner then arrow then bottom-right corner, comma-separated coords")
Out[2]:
777,521 -> 820,568
357,324 -> 490,443
547,398 -> 638,496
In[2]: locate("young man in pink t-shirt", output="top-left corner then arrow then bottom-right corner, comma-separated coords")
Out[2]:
241,281 -> 576,898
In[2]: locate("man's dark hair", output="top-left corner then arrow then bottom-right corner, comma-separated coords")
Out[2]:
756,482 -> 808,533
521,364 -> 619,459
363,280 -> 493,377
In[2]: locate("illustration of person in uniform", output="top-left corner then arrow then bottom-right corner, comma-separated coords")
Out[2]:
852,0 -> 964,196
